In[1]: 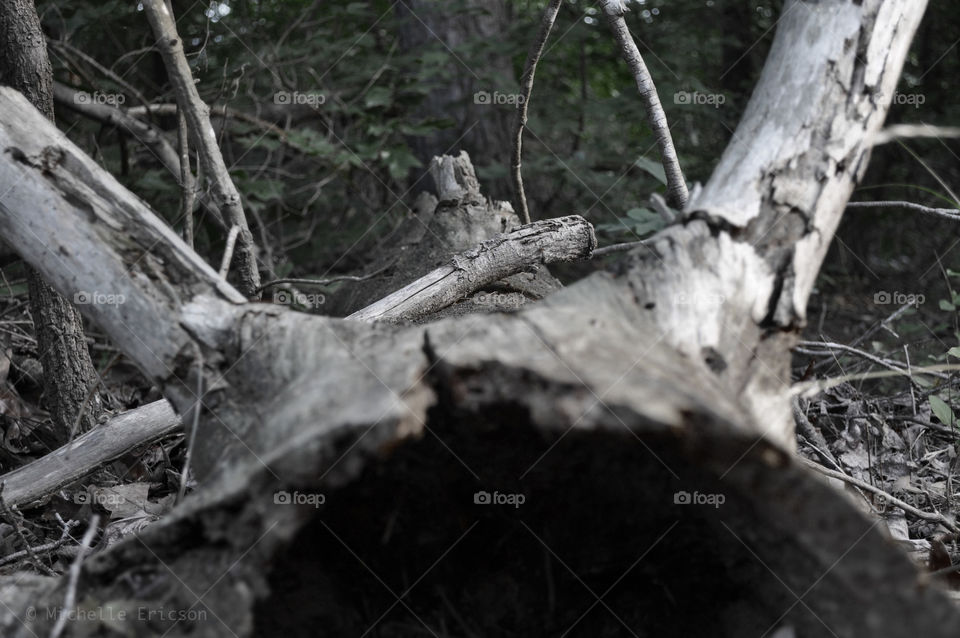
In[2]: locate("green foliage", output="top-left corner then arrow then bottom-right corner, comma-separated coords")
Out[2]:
929,395 -> 956,427
45,0 -> 956,284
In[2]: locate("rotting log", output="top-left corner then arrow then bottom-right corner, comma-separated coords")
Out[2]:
0,1 -> 953,636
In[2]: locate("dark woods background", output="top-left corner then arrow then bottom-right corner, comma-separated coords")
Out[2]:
32,0 -> 960,353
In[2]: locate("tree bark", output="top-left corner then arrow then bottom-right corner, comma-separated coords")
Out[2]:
0,0 -> 102,438
395,0 -> 516,200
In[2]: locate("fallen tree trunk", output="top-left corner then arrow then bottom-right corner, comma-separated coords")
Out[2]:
0,1 -> 952,637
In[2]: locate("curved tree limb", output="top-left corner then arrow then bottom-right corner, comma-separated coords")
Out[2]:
598,0 -> 688,210
511,0 -> 563,225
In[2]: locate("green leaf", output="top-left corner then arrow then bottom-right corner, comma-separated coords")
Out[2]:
930,395 -> 956,427
633,156 -> 667,185
245,179 -> 284,202
625,207 -> 657,221
940,300 -> 956,311
364,87 -> 393,109
382,147 -> 422,180
287,129 -> 335,156
948,347 -> 960,358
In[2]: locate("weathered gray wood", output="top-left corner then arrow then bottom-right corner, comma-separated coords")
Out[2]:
325,151 -> 565,317
0,401 -> 180,508
349,215 -> 595,322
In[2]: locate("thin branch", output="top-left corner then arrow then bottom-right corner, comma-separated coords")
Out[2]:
795,339 -> 929,377
52,83 -> 180,185
177,108 -> 196,247
349,216 -> 595,322
592,240 -> 648,256
142,0 -> 261,297
799,457 -> 958,532
256,262 -> 394,293
219,225 -> 241,279
0,525 -> 75,568
511,0 -> 562,225
49,515 -> 99,638
869,123 -> 960,147
177,347 -> 203,504
847,200 -> 960,222
126,102 -> 291,144
0,401 -> 180,509
598,0 -> 688,209
48,39 -> 152,111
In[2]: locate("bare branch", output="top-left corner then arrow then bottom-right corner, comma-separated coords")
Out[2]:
0,401 -> 180,509
847,199 -> 960,222
868,123 -> 960,146
53,82 -> 180,179
511,0 -> 562,225
141,0 -> 260,297
799,457 -> 958,532
598,0 -> 688,209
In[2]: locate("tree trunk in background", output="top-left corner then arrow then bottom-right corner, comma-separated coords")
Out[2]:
0,0 -> 102,438
718,0 -> 755,105
395,0 -> 516,200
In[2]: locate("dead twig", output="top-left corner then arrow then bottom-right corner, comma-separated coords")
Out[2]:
799,457 -> 958,532
49,514 -> 99,638
511,0 -> 563,225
